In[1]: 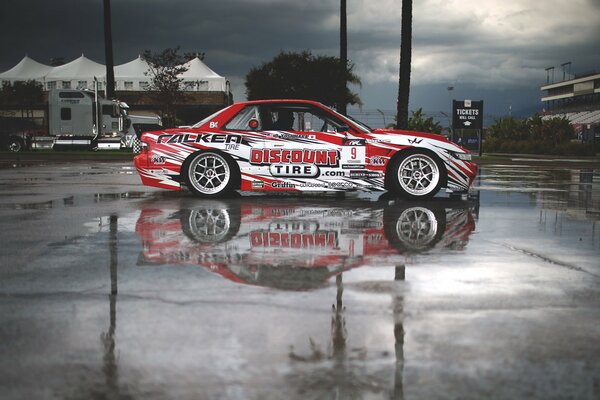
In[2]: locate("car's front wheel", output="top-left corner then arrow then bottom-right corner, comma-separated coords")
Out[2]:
184,151 -> 238,197
388,150 -> 443,199
8,137 -> 24,153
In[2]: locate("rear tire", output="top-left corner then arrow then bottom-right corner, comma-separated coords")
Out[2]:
184,151 -> 239,197
180,204 -> 241,243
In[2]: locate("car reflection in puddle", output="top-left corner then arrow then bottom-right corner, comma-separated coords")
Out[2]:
135,196 -> 478,290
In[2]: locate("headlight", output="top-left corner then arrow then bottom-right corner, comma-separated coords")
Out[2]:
451,151 -> 472,161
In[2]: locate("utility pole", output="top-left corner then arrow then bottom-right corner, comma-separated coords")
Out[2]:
103,0 -> 115,99
339,0 -> 348,115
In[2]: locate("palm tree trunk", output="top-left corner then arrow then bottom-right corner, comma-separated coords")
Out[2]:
396,0 -> 412,130
339,0 -> 348,115
103,0 -> 115,99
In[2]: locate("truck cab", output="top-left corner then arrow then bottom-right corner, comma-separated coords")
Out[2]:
48,89 -> 128,150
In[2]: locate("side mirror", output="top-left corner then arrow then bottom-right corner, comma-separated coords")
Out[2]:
338,124 -> 350,133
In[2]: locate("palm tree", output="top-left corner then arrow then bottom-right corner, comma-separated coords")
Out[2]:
396,0 -> 412,130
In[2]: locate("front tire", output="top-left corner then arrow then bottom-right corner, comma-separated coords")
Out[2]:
388,151 -> 443,199
8,137 -> 23,153
384,205 -> 447,253
184,151 -> 238,197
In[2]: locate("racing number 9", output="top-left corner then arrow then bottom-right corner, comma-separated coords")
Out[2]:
341,144 -> 365,164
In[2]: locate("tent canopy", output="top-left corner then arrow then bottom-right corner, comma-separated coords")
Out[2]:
0,55 -> 229,92
0,55 -> 53,81
45,54 -> 105,80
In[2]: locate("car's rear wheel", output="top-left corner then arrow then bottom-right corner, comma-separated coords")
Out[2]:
184,151 -> 238,197
180,204 -> 241,243
388,151 -> 443,199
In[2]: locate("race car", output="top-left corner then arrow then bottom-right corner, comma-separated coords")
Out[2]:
134,99 -> 477,198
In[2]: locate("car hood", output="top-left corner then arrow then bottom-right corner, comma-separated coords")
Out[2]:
368,128 -> 469,153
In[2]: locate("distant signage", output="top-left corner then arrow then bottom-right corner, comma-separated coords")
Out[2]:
453,100 -> 483,130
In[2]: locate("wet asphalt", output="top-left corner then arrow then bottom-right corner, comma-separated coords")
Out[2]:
0,160 -> 599,399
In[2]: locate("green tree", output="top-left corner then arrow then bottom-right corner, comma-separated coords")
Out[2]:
485,116 -> 528,141
0,80 -> 44,115
245,50 -> 361,109
527,114 -> 573,145
408,108 -> 442,133
388,108 -> 442,133
142,46 -> 189,127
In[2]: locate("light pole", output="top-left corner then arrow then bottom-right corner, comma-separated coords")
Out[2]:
376,108 -> 386,127
447,86 -> 454,141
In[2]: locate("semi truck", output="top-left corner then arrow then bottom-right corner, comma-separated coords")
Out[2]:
0,86 -> 161,152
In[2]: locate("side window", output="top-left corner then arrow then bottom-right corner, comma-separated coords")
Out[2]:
301,111 -> 338,132
225,105 -> 261,130
102,105 -> 119,117
60,108 -> 71,121
267,110 -> 300,131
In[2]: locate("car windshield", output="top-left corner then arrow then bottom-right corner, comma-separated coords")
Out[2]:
327,107 -> 372,133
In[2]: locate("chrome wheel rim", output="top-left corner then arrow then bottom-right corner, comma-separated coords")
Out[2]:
187,208 -> 230,242
189,153 -> 230,194
396,207 -> 438,250
8,140 -> 21,152
398,154 -> 440,196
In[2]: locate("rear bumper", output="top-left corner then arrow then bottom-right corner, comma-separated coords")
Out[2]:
134,152 -> 182,191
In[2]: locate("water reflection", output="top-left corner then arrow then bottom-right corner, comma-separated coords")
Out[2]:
135,197 -> 476,290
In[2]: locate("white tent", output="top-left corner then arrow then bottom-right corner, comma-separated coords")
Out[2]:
111,55 -> 152,91
178,57 -> 228,92
0,54 -> 230,93
44,54 -> 106,91
0,55 -> 52,85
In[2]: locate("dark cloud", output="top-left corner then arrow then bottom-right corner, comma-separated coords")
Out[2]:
1,0 -> 599,115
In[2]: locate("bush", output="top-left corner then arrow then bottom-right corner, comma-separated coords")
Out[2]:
483,114 -> 585,155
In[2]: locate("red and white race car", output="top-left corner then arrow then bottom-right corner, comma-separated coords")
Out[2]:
134,99 -> 477,198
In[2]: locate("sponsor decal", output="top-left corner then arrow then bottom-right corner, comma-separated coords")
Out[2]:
342,164 -> 365,169
272,132 -> 316,140
349,170 -> 383,179
369,156 -> 386,166
151,154 -> 166,164
328,181 -> 356,189
157,133 -> 243,144
342,138 -> 366,146
251,181 -> 264,189
408,138 -> 423,145
271,181 -> 297,189
250,230 -> 338,248
270,164 -> 319,177
250,149 -> 339,166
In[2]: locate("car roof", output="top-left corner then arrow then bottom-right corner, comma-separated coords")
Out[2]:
241,99 -> 325,107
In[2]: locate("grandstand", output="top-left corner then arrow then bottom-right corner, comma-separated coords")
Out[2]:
541,71 -> 600,141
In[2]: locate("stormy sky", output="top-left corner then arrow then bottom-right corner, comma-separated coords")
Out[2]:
1,0 -> 599,119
